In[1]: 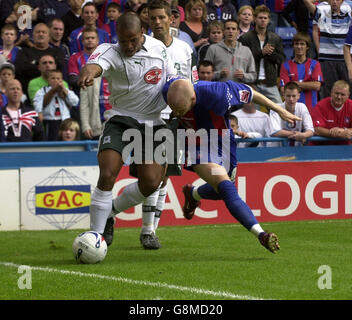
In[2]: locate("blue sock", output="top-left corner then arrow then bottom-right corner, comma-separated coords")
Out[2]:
197,183 -> 221,200
217,180 -> 258,231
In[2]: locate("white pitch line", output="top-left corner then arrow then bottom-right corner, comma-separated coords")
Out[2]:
0,261 -> 267,300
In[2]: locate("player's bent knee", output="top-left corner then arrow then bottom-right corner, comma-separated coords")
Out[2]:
97,169 -> 118,191
138,177 -> 162,197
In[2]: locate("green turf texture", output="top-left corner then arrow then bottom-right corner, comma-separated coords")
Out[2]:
0,219 -> 350,300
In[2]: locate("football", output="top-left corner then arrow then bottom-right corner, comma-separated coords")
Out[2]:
72,231 -> 107,264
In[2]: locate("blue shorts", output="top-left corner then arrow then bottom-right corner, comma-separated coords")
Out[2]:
183,130 -> 237,178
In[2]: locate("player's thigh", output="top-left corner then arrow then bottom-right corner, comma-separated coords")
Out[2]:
97,149 -> 124,190
192,163 -> 230,192
96,117 -> 129,189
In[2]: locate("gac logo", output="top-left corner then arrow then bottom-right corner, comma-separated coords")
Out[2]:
43,191 -> 84,208
35,185 -> 91,214
144,68 -> 162,84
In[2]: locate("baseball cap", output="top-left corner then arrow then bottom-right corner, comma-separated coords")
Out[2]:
0,62 -> 15,73
171,6 -> 180,15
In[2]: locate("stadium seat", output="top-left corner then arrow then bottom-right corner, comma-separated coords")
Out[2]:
275,27 -> 297,60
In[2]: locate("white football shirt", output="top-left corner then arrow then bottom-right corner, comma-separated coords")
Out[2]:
86,35 -> 175,124
161,37 -> 198,119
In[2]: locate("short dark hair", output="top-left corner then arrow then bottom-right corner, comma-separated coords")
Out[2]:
82,26 -> 99,39
224,19 -> 238,28
198,60 -> 214,70
292,32 -> 311,48
228,114 -> 238,123
284,81 -> 301,92
38,54 -> 56,65
1,23 -> 17,35
148,0 -> 171,16
48,69 -> 63,77
82,2 -> 98,13
48,18 -> 64,29
208,20 -> 224,32
254,4 -> 271,17
107,2 -> 121,11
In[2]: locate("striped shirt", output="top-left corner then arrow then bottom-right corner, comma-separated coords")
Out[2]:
280,58 -> 323,112
69,26 -> 110,55
314,5 -> 352,60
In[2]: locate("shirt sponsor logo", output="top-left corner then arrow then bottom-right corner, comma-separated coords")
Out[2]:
192,66 -> 199,82
144,68 -> 162,84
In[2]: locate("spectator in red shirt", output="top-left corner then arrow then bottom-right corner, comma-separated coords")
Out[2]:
311,80 -> 352,144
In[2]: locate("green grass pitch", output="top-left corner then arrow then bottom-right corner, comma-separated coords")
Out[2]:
0,219 -> 351,300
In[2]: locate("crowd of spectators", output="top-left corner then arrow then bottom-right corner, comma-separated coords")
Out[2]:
0,0 -> 351,145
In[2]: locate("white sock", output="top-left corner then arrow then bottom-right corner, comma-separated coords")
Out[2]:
90,187 -> 112,234
250,223 -> 265,238
192,186 -> 202,201
141,189 -> 159,234
113,181 -> 146,212
154,186 -> 167,231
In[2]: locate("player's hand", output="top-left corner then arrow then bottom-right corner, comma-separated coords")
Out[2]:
78,65 -> 102,89
78,73 -> 94,89
278,108 -> 302,124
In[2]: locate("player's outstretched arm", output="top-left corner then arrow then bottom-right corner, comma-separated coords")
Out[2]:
252,90 -> 302,124
78,64 -> 103,89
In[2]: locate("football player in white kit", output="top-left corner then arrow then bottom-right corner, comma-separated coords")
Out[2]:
78,12 -> 176,247
129,0 -> 199,249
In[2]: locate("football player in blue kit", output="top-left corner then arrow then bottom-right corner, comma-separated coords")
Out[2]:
162,78 -> 302,253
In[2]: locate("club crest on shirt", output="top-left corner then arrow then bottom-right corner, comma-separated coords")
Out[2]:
239,90 -> 250,103
144,68 -> 162,84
